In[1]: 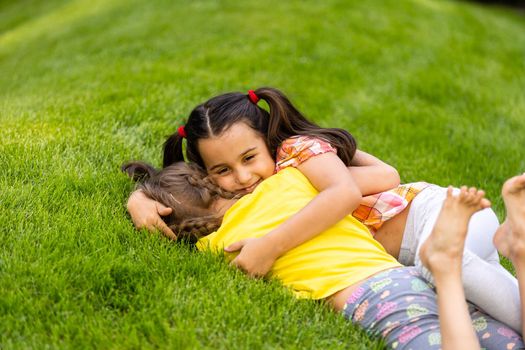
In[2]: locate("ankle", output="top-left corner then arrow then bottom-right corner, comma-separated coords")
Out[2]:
510,241 -> 525,263
425,252 -> 462,275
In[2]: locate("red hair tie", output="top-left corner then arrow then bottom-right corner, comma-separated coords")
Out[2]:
178,125 -> 187,138
248,90 -> 259,104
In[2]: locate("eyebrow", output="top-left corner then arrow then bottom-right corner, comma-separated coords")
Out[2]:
208,147 -> 258,172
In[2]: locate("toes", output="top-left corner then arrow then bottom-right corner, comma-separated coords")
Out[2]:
474,189 -> 487,207
516,173 -> 525,187
503,173 -> 525,196
467,187 -> 478,204
456,186 -> 468,201
446,186 -> 454,198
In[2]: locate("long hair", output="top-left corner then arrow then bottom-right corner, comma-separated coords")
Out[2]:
122,161 -> 235,243
163,87 -> 357,168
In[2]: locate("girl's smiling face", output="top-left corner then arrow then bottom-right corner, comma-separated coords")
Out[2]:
197,122 -> 275,194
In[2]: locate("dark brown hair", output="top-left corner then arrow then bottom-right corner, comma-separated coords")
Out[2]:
122,161 -> 236,243
163,87 -> 357,169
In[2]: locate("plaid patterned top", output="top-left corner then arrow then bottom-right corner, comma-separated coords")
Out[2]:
275,135 -> 336,172
352,182 -> 430,231
274,135 -> 429,231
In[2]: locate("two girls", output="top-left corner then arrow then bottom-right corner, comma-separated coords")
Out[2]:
123,159 -> 524,349
126,87 -> 521,340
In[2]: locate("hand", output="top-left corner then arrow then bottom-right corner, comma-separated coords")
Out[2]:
127,190 -> 177,240
225,237 -> 279,278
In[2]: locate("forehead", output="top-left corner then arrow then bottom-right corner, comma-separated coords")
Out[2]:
197,122 -> 266,167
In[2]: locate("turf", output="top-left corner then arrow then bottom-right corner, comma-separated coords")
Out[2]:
1,0 -> 524,348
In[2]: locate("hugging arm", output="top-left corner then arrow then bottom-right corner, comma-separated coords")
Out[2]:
126,189 -> 177,240
347,150 -> 400,195
227,150 -> 403,277
227,150 -> 400,277
227,152 -> 362,276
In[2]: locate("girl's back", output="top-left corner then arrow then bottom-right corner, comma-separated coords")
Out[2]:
197,167 -> 401,299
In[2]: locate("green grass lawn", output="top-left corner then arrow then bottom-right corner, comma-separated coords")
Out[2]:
1,0 -> 524,348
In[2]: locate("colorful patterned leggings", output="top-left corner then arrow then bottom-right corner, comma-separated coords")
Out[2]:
342,267 -> 524,349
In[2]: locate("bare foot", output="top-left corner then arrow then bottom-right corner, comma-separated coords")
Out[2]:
493,220 -> 512,258
420,186 -> 491,275
494,173 -> 525,261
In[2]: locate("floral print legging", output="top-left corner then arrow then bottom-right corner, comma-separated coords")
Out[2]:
343,267 -> 524,349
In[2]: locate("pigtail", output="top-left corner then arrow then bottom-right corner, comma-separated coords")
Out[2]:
254,87 -> 313,154
123,160 -> 229,244
254,87 -> 357,165
170,216 -> 222,244
121,161 -> 158,182
163,132 -> 185,168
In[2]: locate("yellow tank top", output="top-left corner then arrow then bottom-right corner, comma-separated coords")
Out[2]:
196,167 -> 401,299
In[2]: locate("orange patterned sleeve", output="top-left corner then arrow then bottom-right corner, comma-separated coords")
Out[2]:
275,136 -> 337,172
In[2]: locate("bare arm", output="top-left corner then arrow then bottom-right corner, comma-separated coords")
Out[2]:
226,150 -> 401,277
227,152 -> 363,276
347,150 -> 400,195
127,190 -> 177,240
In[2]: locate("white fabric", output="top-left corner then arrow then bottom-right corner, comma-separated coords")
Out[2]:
400,185 -> 521,333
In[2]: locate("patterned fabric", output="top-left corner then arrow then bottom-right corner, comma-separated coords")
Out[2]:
275,135 -> 336,172
353,182 -> 430,232
274,135 -> 430,231
343,267 -> 524,350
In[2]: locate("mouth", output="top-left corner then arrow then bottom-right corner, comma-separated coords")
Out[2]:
240,180 -> 261,194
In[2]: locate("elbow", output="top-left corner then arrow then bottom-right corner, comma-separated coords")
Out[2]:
338,182 -> 362,212
387,166 -> 401,188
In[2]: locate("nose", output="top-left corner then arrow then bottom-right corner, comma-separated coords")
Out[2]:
235,167 -> 252,185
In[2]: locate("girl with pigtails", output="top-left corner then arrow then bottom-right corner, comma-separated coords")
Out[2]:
125,87 -> 522,347
129,87 -> 400,271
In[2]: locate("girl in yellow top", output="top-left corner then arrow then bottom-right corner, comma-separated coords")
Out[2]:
122,160 -> 524,350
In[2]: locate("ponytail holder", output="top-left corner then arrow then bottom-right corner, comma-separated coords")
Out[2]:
178,125 -> 187,138
248,90 -> 259,104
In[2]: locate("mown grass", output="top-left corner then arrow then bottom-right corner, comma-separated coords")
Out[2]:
1,0 -> 524,348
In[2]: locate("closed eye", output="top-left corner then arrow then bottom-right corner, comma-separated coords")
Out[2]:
215,167 -> 230,175
244,154 -> 256,162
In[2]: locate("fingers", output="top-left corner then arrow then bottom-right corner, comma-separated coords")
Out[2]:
156,202 -> 173,216
224,240 -> 245,253
229,258 -> 258,278
150,203 -> 175,239
156,220 -> 177,241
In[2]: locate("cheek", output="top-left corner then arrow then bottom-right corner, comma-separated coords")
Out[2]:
211,176 -> 236,192
262,159 -> 276,179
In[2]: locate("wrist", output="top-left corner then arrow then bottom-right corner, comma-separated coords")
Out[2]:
127,189 -> 148,213
262,232 -> 288,259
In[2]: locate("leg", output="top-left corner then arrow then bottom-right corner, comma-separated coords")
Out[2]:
461,249 -> 521,333
495,173 -> 525,337
419,186 -> 490,350
413,188 -> 521,332
464,207 -> 500,261
342,266 -> 524,350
